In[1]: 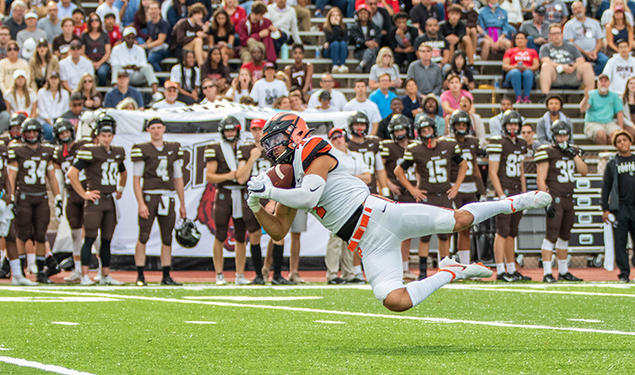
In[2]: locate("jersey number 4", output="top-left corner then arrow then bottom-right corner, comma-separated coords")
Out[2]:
156,159 -> 170,182
23,160 -> 47,185
555,159 -> 575,183
426,159 -> 448,183
101,162 -> 119,186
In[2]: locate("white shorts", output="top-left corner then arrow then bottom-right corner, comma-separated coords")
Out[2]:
356,196 -> 456,301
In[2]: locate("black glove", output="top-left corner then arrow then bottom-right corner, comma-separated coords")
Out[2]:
545,203 -> 556,218
564,146 -> 580,158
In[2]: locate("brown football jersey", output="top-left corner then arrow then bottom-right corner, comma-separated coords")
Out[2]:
204,141 -> 239,188
0,134 -> 12,146
130,141 -> 183,191
53,138 -> 91,188
237,143 -> 272,181
75,144 -> 126,194
486,136 -> 527,190
0,141 -> 8,192
451,135 -> 480,184
402,138 -> 463,194
348,136 -> 380,193
380,139 -> 417,187
533,144 -> 576,197
8,143 -> 55,193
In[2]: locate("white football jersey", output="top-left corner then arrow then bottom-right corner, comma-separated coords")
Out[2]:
292,136 -> 370,233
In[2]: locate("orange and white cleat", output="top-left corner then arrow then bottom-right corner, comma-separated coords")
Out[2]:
507,191 -> 552,213
438,257 -> 492,281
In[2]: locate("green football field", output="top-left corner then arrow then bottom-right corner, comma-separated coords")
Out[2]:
0,282 -> 633,374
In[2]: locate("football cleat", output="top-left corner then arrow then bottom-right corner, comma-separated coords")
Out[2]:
618,275 -> 630,283
11,274 -> 37,286
0,257 -> 10,278
438,257 -> 493,281
161,276 -> 182,286
512,271 -> 532,281
80,275 -> 95,286
327,277 -> 346,285
508,191 -> 552,212
496,272 -> 516,282
215,274 -> 227,286
543,274 -> 557,283
235,274 -> 250,285
347,277 -> 366,284
64,270 -> 82,282
558,272 -> 583,281
136,279 -> 148,287
272,275 -> 296,285
250,275 -> 265,285
44,255 -> 61,277
99,275 -> 124,286
36,272 -> 53,284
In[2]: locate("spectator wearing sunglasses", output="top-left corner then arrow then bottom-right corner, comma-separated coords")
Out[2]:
61,92 -> 85,128
0,41 -> 30,94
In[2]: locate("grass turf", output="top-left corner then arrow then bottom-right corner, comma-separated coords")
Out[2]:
0,283 -> 633,374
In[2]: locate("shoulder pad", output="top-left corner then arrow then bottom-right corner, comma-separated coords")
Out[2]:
380,139 -> 393,145
406,142 -> 419,149
536,144 -> 551,152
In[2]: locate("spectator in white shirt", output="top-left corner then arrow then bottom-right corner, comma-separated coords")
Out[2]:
58,0 -> 78,20
17,12 -> 47,49
199,78 -> 218,104
110,27 -> 159,91
343,79 -> 382,134
266,0 -> 302,51
37,71 -> 68,141
152,80 -> 187,109
307,73 -> 347,110
602,38 -> 635,94
170,49 -> 200,105
96,0 -> 121,25
59,40 -> 95,92
250,63 -> 289,108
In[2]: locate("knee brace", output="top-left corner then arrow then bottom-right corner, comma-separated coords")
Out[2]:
542,239 -> 555,252
555,238 -> 568,250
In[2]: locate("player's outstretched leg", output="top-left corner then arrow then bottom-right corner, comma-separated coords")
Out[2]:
455,191 -> 552,232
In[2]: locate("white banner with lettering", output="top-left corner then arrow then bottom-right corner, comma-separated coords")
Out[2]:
53,104 -> 353,257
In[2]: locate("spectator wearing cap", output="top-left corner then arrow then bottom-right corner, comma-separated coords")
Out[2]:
312,90 -> 338,112
344,79 -> 382,133
519,6 -> 549,52
171,3 -> 207,67
421,93 -> 445,136
38,1 -> 62,44
97,0 -> 121,25
72,8 -> 87,37
111,26 -> 159,91
369,73 -> 398,119
170,49 -> 200,105
104,70 -> 144,108
606,5 -> 633,54
29,38 -> 60,90
61,91 -> 85,128
20,38 -> 37,64
152,80 -> 187,109
53,17 -> 80,59
104,13 -> 122,46
603,39 -> 635,94
4,1 -> 27,40
581,73 -> 624,145
250,63 -> 288,108
143,1 -> 170,72
349,4 -> 380,74
307,73 -> 347,110
5,69 -> 37,117
237,1 -> 278,63
0,41 -> 30,94
536,94 -> 573,145
0,26 -> 10,60
539,23 -> 595,96
82,13 -> 112,86
406,43 -> 443,96
60,40 -> 95,92
600,0 -> 635,28
58,0 -> 78,20
199,78 -> 218,104
37,71 -> 67,140
563,1 -> 608,75
17,12 -> 48,49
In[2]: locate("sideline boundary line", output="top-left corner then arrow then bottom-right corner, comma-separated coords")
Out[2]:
0,356 -> 94,375
9,288 -> 635,337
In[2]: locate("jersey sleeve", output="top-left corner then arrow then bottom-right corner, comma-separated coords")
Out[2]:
7,145 -> 17,163
533,145 -> 551,163
300,137 -> 332,171
237,145 -> 249,162
486,138 -> 502,162
204,143 -> 217,162
176,143 -> 184,161
118,148 -> 126,172
379,141 -> 391,158
73,145 -> 93,170
452,142 -> 463,164
130,144 -> 144,163
399,143 -> 416,170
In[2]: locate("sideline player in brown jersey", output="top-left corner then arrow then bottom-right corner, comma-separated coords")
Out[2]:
448,110 -> 485,264
396,115 -> 467,280
237,118 -> 295,285
535,120 -> 588,282
52,118 -> 93,282
0,112 -> 27,146
487,110 -> 531,282
380,114 -> 419,280
68,114 -> 127,286
131,118 -> 187,286
205,115 -> 249,286
7,119 -> 62,284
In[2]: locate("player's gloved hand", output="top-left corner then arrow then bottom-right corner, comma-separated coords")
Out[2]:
564,145 -> 581,158
247,174 -> 273,199
54,194 -> 63,219
247,194 -> 261,213
545,203 -> 556,218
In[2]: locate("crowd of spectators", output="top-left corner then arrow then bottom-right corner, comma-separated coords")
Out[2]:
0,0 -> 632,147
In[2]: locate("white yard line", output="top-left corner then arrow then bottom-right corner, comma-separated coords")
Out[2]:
568,319 -> 603,323
51,322 -> 79,326
183,296 -> 323,301
0,297 -> 120,302
314,320 -> 345,324
446,285 -> 635,298
10,288 -> 635,337
184,321 -> 217,325
0,356 -> 94,375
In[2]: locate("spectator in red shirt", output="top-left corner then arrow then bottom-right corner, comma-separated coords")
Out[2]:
72,8 -> 87,37
502,32 -> 540,104
224,0 -> 247,28
237,1 -> 278,63
240,43 -> 266,82
104,13 -> 122,46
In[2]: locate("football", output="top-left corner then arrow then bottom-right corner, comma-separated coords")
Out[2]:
266,164 -> 295,189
